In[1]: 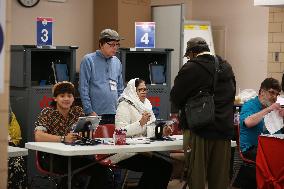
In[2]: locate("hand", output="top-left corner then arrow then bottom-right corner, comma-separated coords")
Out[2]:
268,103 -> 281,112
163,125 -> 173,136
279,108 -> 284,117
89,112 -> 98,116
139,112 -> 151,126
65,132 -> 78,143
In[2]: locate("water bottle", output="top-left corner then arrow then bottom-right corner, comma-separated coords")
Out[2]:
234,107 -> 240,125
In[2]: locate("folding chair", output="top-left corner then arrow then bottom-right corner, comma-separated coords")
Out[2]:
231,124 -> 256,189
168,114 -> 188,187
93,124 -> 136,189
92,124 -> 115,165
30,151 -> 66,189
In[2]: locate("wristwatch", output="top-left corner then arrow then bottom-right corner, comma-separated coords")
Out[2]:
60,135 -> 65,143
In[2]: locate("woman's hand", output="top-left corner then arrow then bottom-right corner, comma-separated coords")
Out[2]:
163,125 -> 173,136
278,108 -> 284,117
139,112 -> 151,126
64,132 -> 78,143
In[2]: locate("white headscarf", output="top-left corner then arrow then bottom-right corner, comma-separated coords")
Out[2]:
119,78 -> 152,113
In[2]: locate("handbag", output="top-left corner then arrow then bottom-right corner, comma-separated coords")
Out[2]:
184,56 -> 220,129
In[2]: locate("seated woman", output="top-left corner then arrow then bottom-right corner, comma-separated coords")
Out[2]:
115,78 -> 173,189
34,81 -> 113,189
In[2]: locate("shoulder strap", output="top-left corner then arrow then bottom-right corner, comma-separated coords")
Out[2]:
213,56 -> 220,93
118,97 -> 140,112
191,56 -> 219,93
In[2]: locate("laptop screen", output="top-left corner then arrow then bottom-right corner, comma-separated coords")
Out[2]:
149,64 -> 166,84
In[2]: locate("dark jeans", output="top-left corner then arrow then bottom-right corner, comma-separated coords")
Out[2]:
99,114 -> 115,125
117,154 -> 173,189
39,152 -> 114,189
238,146 -> 257,189
242,146 -> 257,161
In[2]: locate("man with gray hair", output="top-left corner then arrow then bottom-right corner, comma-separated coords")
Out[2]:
79,29 -> 124,124
170,37 -> 236,189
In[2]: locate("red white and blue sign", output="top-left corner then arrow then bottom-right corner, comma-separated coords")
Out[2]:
37,17 -> 53,46
135,22 -> 155,48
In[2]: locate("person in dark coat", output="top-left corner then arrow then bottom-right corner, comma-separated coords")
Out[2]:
170,37 -> 236,189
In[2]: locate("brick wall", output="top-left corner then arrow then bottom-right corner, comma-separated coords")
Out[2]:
268,8 -> 284,82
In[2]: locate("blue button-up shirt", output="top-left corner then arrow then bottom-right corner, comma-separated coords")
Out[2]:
79,50 -> 124,115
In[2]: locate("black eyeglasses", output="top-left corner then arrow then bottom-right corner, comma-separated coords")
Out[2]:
106,42 -> 120,48
137,88 -> 148,92
267,89 -> 280,97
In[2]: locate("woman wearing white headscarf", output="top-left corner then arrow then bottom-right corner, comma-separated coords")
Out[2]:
115,78 -> 156,136
114,78 -> 173,189
116,78 -> 172,137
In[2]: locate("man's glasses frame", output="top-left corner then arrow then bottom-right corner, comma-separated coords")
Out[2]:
106,42 -> 120,48
266,89 -> 280,97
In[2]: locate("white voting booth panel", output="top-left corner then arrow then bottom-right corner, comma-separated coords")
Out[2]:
152,4 -> 183,87
183,20 -> 215,65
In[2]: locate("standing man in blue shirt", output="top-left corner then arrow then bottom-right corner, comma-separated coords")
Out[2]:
79,29 -> 124,124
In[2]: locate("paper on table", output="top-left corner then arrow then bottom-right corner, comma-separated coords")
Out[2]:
126,137 -> 151,144
264,110 -> 283,134
276,96 -> 284,106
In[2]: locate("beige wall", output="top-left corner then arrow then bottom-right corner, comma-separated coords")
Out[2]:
192,0 -> 269,91
11,0 -> 94,71
94,0 -> 118,49
117,0 -> 151,47
94,0 -> 151,48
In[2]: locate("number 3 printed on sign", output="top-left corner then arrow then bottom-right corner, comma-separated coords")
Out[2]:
140,33 -> 149,45
36,17 -> 53,46
41,29 -> 48,43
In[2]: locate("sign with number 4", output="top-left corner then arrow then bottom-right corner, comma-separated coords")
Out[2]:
37,17 -> 53,46
135,22 -> 155,48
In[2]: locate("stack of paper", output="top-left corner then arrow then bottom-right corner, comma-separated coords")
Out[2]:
264,110 -> 283,134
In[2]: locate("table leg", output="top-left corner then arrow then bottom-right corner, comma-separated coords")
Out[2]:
68,157 -> 71,189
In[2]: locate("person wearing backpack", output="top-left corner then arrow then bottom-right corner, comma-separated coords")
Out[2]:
170,37 -> 236,189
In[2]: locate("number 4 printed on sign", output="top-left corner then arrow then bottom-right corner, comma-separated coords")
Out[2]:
141,33 -> 149,45
135,22 -> 155,48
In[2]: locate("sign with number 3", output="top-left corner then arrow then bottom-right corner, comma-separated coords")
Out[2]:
135,22 -> 155,48
37,17 -> 53,46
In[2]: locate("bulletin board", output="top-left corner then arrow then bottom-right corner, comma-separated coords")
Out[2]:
182,20 -> 215,65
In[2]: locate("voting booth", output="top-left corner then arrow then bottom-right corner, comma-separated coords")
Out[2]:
10,45 -> 77,178
118,48 -> 173,120
10,45 -> 77,143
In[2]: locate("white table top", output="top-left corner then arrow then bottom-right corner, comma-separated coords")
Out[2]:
8,146 -> 29,157
25,135 -> 184,156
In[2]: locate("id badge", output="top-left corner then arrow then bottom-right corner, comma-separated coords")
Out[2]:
109,80 -> 117,91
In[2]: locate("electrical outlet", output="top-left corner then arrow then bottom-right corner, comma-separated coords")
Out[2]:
275,52 -> 279,62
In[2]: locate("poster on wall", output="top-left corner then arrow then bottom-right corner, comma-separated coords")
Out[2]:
0,0 -> 5,94
183,20 -> 215,65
